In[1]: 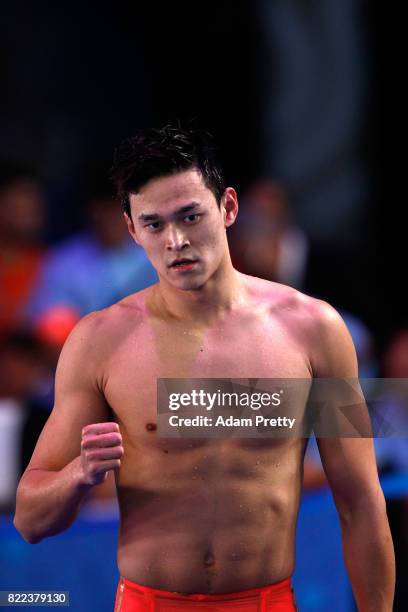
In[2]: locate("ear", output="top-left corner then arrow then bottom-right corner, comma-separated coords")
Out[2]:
221,187 -> 238,228
124,212 -> 140,245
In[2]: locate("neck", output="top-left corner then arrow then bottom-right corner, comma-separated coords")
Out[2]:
154,255 -> 246,323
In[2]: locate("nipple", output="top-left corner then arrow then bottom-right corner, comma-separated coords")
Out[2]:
145,422 -> 157,432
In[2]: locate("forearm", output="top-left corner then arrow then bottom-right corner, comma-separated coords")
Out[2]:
341,496 -> 395,612
14,457 -> 92,543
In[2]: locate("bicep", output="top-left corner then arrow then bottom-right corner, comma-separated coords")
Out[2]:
27,317 -> 111,471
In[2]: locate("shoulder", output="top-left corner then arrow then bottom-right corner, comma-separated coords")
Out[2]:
242,273 -> 326,322
243,274 -> 357,376
59,286 -> 153,364
278,289 -> 357,378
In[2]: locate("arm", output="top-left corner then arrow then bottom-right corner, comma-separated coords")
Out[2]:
14,313 -> 123,543
310,303 -> 395,612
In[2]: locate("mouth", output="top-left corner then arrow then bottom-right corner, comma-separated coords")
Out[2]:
168,258 -> 198,272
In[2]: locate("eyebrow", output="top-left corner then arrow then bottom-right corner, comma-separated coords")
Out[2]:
138,202 -> 202,223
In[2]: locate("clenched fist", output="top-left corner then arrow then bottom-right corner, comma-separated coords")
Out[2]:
80,422 -> 124,486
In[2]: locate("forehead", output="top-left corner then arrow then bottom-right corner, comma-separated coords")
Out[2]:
129,169 -> 215,214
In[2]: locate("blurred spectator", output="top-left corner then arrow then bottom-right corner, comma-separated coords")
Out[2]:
0,161 -> 46,335
374,330 -> 408,473
383,330 -> 408,379
340,310 -> 377,378
26,180 -> 158,325
231,179 -> 308,288
0,332 -> 43,511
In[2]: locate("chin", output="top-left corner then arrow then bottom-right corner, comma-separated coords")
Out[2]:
174,279 -> 205,291
164,273 -> 207,291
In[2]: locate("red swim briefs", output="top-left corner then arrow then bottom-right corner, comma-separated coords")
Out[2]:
114,577 -> 297,611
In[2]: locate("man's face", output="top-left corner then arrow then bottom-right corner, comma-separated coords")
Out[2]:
126,169 -> 237,291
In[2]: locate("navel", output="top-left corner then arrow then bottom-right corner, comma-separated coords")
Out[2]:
203,550 -> 216,567
145,422 -> 157,432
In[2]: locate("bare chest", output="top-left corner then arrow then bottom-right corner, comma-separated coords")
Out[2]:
103,315 -> 311,438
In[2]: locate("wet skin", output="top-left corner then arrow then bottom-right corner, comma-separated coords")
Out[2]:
99,278 -> 313,593
15,169 -> 393,610
18,170 -> 351,593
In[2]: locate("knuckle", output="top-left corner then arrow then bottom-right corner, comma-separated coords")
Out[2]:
104,433 -> 121,446
84,450 -> 94,462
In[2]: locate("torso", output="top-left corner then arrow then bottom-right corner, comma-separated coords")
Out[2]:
98,275 -> 315,593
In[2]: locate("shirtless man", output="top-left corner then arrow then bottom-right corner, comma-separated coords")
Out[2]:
14,126 -> 395,611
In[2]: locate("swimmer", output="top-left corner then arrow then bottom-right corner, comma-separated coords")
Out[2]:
14,125 -> 395,611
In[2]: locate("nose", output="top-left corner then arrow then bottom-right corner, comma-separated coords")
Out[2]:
165,224 -> 190,251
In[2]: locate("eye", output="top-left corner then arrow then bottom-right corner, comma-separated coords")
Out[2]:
183,214 -> 200,224
146,221 -> 161,232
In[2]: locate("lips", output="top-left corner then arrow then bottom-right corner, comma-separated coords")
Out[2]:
168,258 -> 198,273
169,258 -> 197,268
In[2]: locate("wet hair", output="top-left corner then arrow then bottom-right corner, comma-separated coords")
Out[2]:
111,124 -> 226,217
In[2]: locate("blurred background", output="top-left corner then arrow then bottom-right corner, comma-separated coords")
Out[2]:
0,1 -> 407,610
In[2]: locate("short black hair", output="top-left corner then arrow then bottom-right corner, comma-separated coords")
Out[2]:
111,124 -> 226,217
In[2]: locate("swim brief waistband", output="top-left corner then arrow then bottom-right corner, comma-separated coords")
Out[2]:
114,576 -> 297,611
